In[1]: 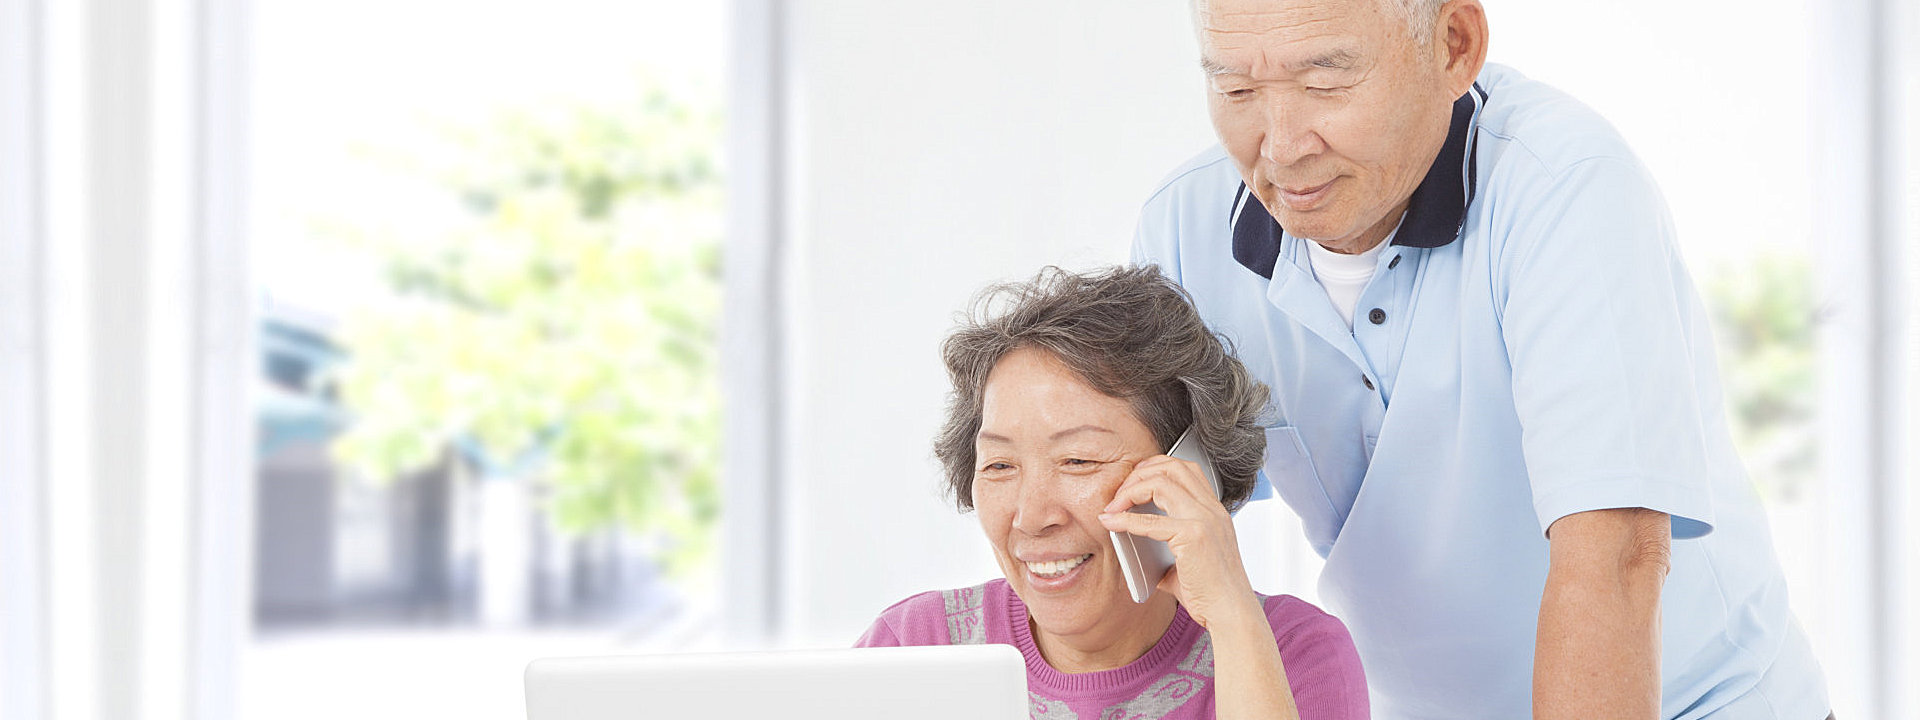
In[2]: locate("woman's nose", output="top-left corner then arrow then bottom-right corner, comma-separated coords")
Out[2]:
1010,474 -> 1071,535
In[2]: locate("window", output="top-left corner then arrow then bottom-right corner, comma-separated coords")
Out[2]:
246,3 -> 727,717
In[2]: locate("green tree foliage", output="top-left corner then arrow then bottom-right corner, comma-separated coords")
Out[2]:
328,85 -> 722,575
1705,252 -> 1820,503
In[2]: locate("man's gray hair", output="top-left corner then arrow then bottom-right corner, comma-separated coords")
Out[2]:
1193,0 -> 1447,46
933,265 -> 1271,513
1392,0 -> 1446,44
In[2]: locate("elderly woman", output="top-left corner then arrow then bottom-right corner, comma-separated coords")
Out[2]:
857,266 -> 1368,719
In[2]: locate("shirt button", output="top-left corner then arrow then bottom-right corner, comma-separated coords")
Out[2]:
1388,255 -> 1401,270
1368,308 -> 1386,325
1363,375 -> 1375,390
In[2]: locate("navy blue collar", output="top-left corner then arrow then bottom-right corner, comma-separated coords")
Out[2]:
1230,83 -> 1487,280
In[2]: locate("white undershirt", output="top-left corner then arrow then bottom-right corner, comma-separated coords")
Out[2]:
1306,230 -> 1394,329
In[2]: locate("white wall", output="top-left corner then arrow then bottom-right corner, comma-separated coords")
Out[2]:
772,15 -> 1898,717
769,0 -> 1825,646
767,0 -> 1826,648
775,0 -> 1231,645
1484,0 -> 1813,266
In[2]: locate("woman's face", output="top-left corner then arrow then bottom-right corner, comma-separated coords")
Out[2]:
972,346 -> 1165,644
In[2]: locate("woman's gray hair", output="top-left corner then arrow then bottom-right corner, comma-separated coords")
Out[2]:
933,265 -> 1271,513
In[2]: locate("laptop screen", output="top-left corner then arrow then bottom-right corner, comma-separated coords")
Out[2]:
526,644 -> 1028,720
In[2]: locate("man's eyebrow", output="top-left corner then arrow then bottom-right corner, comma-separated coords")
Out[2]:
1200,56 -> 1243,77
1291,48 -> 1360,72
1200,48 -> 1361,77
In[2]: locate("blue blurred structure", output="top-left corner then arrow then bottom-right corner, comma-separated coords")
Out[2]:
252,301 -> 677,634
258,310 -> 348,457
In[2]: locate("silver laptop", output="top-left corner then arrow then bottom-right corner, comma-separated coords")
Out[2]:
525,644 -> 1028,719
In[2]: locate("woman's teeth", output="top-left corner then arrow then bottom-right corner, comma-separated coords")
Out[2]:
1026,554 -> 1093,578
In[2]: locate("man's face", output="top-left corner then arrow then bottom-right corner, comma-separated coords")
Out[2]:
1199,0 -> 1457,253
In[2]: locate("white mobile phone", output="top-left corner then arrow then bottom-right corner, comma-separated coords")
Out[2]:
1108,426 -> 1222,604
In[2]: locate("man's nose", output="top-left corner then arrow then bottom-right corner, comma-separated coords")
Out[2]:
1010,473 -> 1071,535
1260,98 -> 1325,167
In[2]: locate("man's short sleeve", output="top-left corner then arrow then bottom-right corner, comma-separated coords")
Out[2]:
1498,156 -> 1717,539
1130,215 -> 1151,267
1132,191 -> 1179,275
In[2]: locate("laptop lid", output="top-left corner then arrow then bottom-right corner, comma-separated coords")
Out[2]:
525,644 -> 1028,720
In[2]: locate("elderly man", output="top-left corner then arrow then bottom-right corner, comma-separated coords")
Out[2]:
1131,0 -> 1832,718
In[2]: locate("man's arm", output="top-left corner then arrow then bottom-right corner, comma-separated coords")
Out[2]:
1535,506 -> 1670,720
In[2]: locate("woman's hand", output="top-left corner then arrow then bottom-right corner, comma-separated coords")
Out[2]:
1096,454 -> 1263,630
1100,455 -> 1303,720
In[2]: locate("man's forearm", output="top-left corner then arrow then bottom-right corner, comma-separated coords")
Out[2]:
1534,508 -> 1670,720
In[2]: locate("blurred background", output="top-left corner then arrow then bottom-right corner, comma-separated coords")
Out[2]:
0,1 -> 1915,719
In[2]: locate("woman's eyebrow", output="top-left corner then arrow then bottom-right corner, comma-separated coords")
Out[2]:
976,431 -> 1011,445
975,425 -> 1116,444
1048,425 -> 1114,441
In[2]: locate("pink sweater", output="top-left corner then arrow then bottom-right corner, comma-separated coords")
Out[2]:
856,579 -> 1368,719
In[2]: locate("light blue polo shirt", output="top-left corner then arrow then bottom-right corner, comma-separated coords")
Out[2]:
1134,64 -> 1829,720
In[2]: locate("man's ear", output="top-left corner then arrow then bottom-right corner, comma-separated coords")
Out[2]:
1437,0 -> 1489,96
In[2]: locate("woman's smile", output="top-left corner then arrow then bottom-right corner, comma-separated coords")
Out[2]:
1023,552 -> 1096,586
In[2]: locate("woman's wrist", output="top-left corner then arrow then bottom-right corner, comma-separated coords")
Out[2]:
1205,592 -> 1300,720
1195,592 -> 1269,634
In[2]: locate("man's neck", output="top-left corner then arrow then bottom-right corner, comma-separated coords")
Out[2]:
1317,205 -> 1410,255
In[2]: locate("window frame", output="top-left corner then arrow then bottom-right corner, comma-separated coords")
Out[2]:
720,0 -> 789,646
1811,0 -> 1913,717
0,0 -> 49,717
